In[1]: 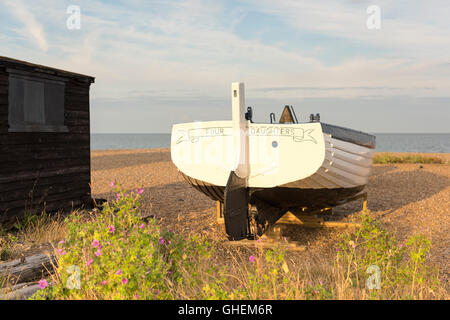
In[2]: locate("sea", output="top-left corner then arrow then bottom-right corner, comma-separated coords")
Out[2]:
91,133 -> 450,153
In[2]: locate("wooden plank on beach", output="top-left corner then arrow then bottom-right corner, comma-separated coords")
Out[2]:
226,238 -> 306,252
278,211 -> 323,226
0,283 -> 41,300
0,253 -> 56,284
278,211 -> 361,228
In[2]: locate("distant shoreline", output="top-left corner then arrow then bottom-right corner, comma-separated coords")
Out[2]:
90,133 -> 450,153
91,148 -> 450,163
91,133 -> 450,135
90,148 -> 450,156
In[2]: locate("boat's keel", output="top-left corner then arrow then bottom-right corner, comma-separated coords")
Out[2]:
223,171 -> 249,240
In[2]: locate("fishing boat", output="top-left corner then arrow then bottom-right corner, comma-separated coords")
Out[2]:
171,83 -> 376,240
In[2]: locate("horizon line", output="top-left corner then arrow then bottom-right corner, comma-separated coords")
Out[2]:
90,132 -> 450,135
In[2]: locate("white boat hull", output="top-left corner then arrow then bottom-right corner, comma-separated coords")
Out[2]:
171,122 -> 374,190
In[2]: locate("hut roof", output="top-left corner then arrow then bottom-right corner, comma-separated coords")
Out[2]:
0,56 -> 95,83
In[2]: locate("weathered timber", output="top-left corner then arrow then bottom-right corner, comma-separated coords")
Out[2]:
279,212 -> 361,228
1,187 -> 90,210
66,125 -> 90,133
0,148 -> 90,161
65,110 -> 90,118
0,253 -> 56,284
2,198 -> 88,222
64,118 -> 90,126
0,165 -> 90,184
0,133 -> 90,145
0,182 -> 90,203
0,158 -> 89,175
0,283 -> 41,300
0,172 -> 90,193
226,238 -> 306,252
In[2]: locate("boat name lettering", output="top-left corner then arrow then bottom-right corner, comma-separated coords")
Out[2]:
176,127 -> 316,144
176,127 -> 232,144
249,127 -> 316,143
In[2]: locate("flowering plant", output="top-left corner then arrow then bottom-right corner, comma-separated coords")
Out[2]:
31,183 -> 213,300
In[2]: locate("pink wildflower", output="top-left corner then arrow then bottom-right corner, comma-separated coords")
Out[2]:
108,225 -> 115,234
249,255 -> 255,263
159,237 -> 165,245
134,294 -> 140,299
121,278 -> 128,285
137,187 -> 144,195
110,181 -> 115,187
139,223 -> 145,229
101,280 -> 107,286
92,240 -> 100,248
87,259 -> 93,266
95,249 -> 102,257
116,269 -> 122,275
38,279 -> 48,289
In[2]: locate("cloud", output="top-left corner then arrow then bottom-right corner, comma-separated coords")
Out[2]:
250,0 -> 450,57
0,0 -> 448,133
3,0 -> 449,100
4,0 -> 48,51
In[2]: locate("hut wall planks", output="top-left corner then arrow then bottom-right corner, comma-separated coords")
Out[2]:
0,57 -> 95,222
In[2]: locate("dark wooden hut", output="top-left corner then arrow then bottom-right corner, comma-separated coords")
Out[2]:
0,57 -> 95,223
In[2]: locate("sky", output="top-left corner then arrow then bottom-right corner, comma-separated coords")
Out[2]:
0,0 -> 449,133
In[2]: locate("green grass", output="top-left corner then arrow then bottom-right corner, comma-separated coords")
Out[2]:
373,153 -> 445,164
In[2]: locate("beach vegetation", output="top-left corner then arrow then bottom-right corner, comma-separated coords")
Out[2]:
28,185 -> 445,300
373,153 -> 445,164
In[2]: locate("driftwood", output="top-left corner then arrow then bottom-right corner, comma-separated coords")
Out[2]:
0,253 -> 56,284
0,283 -> 41,300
